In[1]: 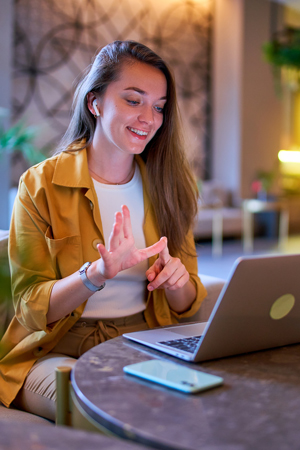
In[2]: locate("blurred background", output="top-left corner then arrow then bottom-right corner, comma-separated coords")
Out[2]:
1,0 -> 300,278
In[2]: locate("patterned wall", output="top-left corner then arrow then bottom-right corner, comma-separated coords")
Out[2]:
13,0 -> 213,177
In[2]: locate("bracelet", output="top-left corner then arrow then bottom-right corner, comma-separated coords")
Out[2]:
79,262 -> 106,292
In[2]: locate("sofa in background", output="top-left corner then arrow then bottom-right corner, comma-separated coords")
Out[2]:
193,180 -> 243,255
0,230 -> 225,423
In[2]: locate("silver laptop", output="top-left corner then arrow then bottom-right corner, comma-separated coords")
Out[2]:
123,254 -> 300,362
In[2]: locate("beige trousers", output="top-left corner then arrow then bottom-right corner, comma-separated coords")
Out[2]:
13,312 -> 149,421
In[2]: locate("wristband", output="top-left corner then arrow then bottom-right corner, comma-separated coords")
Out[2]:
79,262 -> 106,292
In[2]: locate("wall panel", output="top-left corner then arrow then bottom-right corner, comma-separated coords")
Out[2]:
12,0 -> 213,175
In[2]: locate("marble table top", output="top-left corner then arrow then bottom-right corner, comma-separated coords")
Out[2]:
72,336 -> 300,450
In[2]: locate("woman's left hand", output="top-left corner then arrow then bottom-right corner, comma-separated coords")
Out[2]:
146,237 -> 189,292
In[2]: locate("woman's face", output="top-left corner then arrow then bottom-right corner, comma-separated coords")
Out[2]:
93,61 -> 167,157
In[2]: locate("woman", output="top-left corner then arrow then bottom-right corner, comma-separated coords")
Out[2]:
0,40 -> 206,421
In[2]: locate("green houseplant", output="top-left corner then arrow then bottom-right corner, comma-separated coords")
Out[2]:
263,27 -> 300,69
262,27 -> 300,92
251,170 -> 276,200
0,108 -> 46,186
0,110 -> 46,342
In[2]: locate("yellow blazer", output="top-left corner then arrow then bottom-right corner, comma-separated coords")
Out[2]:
0,146 -> 206,407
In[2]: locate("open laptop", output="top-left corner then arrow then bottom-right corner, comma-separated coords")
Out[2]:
123,254 -> 300,362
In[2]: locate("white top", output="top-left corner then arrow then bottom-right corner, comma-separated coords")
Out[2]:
82,164 -> 148,318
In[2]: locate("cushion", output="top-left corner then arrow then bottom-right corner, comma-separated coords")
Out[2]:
199,181 -> 230,207
0,402 -> 52,425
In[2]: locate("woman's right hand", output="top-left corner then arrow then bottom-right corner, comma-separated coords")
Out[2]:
88,205 -> 166,286
48,205 -> 165,324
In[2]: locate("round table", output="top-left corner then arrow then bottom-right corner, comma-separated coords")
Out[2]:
71,336 -> 300,450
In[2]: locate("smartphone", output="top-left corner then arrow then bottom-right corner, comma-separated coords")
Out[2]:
123,359 -> 223,394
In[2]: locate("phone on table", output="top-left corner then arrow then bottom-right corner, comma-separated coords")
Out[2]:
123,359 -> 223,394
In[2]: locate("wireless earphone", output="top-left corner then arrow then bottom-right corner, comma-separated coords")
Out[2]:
93,99 -> 100,117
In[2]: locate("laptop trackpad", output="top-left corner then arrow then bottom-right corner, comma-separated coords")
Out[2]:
166,322 -> 207,337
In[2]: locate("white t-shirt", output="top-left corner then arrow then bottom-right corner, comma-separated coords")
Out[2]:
81,164 -> 148,318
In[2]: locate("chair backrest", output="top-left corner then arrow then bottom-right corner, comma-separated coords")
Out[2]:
0,231 -> 11,337
0,231 -> 9,266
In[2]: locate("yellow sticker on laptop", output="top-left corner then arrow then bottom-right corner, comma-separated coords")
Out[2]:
270,294 -> 295,320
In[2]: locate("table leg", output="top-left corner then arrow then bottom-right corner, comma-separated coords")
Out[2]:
278,209 -> 289,250
243,209 -> 254,253
212,210 -> 223,257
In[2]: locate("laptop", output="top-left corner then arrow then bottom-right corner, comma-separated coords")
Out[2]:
123,253 -> 300,362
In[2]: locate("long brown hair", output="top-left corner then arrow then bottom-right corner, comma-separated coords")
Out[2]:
55,40 -> 198,256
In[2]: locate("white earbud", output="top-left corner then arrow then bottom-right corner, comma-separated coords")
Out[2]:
93,99 -> 100,117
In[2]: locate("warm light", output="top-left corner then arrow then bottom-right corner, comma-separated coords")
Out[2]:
278,150 -> 300,163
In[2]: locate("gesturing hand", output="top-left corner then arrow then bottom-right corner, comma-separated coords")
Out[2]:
146,237 -> 190,291
95,205 -> 166,281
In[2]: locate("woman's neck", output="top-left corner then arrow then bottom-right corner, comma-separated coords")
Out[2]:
89,163 -> 135,185
87,145 -> 135,185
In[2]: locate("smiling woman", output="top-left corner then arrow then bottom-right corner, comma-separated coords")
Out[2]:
0,41 -> 207,422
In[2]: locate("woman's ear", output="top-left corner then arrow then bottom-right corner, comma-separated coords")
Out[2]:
87,92 -> 100,117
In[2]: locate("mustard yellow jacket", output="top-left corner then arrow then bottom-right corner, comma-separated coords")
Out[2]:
0,147 -> 206,407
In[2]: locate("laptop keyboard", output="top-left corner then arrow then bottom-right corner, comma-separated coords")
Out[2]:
158,335 -> 202,354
